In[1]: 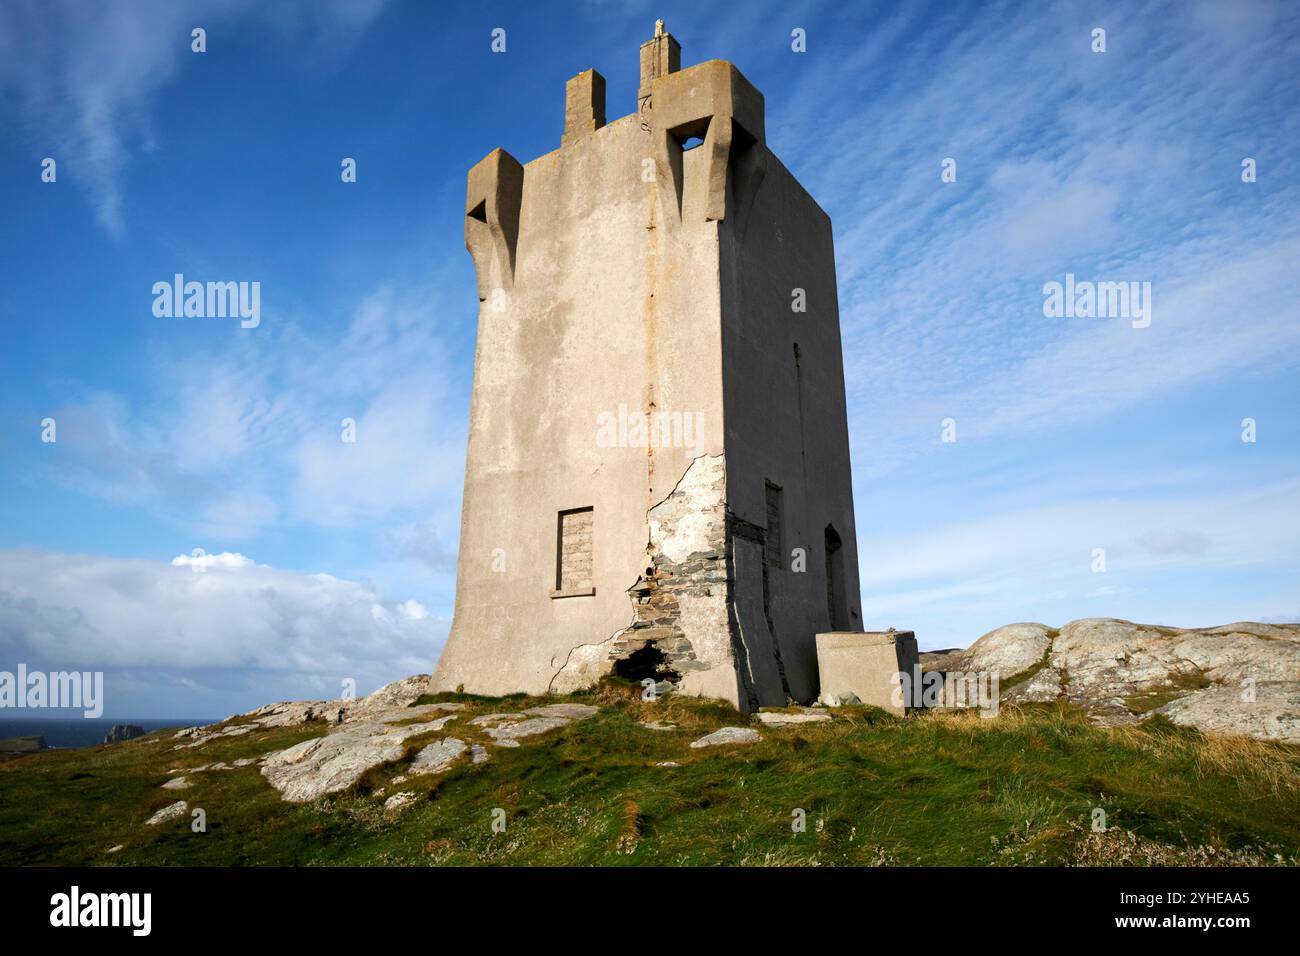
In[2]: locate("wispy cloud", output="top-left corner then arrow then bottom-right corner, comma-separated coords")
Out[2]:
761,0 -> 1300,473
0,0 -> 389,234
40,281 -> 469,542
858,474 -> 1300,649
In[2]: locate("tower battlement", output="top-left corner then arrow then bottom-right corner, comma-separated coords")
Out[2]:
466,23 -> 769,289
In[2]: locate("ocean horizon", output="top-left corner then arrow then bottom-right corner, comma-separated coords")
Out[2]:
0,717 -> 218,750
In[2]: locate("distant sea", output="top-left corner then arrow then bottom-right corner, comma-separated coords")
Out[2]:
0,718 -> 217,750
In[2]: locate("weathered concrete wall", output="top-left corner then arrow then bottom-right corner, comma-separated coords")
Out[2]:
433,27 -> 861,712
719,148 -> 863,704
433,76 -> 738,705
816,632 -> 918,715
550,453 -> 740,702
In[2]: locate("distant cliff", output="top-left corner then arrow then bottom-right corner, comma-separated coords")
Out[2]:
104,724 -> 146,744
0,735 -> 47,761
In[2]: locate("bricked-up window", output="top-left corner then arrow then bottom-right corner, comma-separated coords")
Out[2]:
765,482 -> 783,569
556,507 -> 594,592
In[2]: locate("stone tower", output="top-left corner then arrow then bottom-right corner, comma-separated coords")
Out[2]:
431,22 -> 862,711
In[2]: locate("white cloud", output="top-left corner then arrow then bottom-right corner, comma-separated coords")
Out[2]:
170,550 -> 257,571
0,548 -> 442,706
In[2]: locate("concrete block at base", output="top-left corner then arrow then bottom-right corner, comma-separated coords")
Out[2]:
815,631 -> 919,716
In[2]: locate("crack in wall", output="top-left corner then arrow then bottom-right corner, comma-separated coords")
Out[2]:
548,453 -> 728,695
547,452 -> 792,711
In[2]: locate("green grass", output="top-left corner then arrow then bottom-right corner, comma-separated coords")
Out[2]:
1,683 -> 1297,866
1124,670 -> 1214,714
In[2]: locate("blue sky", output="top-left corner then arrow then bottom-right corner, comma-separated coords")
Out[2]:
1,0 -> 1297,718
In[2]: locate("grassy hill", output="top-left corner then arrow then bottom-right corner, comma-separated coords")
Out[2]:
2,682 -> 1297,866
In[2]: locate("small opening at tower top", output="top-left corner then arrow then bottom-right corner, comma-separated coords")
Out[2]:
681,136 -> 704,151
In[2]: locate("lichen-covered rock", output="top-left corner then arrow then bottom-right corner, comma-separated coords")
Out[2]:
754,711 -> 832,725
690,727 -> 762,748
1157,682 -> 1299,743
485,717 -> 570,741
342,675 -> 434,720
469,713 -> 518,726
145,801 -> 188,826
239,700 -> 330,728
383,791 -> 416,811
260,717 -> 455,803
1002,665 -> 1062,704
469,704 -> 600,746
409,738 -> 467,775
938,618 -> 1300,742
523,703 -> 599,720
930,623 -> 1054,677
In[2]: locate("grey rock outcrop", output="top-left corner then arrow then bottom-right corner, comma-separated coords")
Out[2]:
174,675 -> 441,748
925,623 -> 1054,677
253,681 -> 603,802
690,727 -> 762,748
1157,682 -> 1298,741
383,791 -> 417,812
471,705 -> 600,745
145,801 -> 188,826
754,711 -> 832,726
261,715 -> 458,803
522,703 -> 599,720
932,618 -> 1300,742
409,738 -> 467,776
484,717 -> 570,742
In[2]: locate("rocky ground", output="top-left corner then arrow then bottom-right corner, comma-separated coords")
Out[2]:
152,616 -> 1298,811
4,671 -> 1298,866
922,618 -> 1300,742
164,678 -> 785,809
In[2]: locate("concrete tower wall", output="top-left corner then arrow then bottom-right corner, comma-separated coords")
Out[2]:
432,113 -> 736,700
720,150 -> 862,705
432,25 -> 860,712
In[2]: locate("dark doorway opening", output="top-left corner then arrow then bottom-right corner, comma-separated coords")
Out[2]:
612,642 -> 680,685
825,524 -> 849,631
